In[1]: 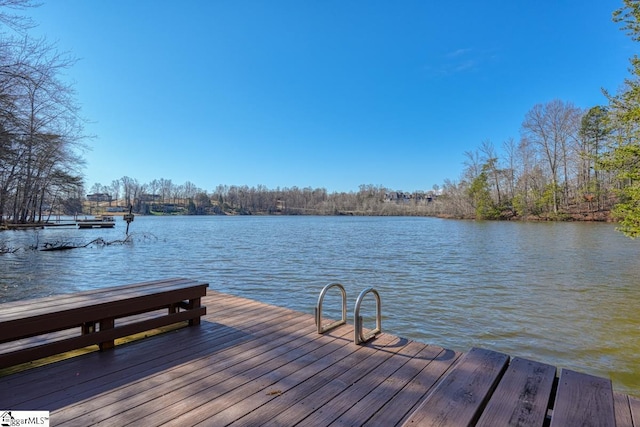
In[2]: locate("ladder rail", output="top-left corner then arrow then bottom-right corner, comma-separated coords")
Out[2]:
315,282 -> 347,334
354,287 -> 382,345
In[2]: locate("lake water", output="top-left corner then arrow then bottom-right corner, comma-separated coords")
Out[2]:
2,215 -> 640,396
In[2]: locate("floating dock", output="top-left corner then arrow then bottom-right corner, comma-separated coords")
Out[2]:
76,215 -> 116,229
1,290 -> 638,426
3,217 -> 115,230
75,221 -> 115,229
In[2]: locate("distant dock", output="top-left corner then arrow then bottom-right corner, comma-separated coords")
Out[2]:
1,288 -> 638,426
3,215 -> 116,230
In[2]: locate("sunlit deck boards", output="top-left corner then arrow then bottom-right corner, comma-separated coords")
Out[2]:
1,289 -> 639,426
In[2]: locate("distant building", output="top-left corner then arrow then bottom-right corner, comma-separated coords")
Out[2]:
383,191 -> 438,205
138,193 -> 161,202
86,193 -> 112,203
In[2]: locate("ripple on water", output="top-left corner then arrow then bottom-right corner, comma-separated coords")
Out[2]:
1,216 -> 640,395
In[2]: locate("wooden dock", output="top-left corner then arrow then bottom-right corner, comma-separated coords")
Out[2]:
1,289 -> 639,426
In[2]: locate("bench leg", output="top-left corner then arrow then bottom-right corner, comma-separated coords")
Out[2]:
168,303 -> 178,314
82,322 -> 96,334
188,297 -> 202,326
99,318 -> 115,350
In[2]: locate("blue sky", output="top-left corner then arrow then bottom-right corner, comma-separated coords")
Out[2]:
27,1 -> 634,193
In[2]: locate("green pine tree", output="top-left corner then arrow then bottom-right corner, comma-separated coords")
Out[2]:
603,1 -> 640,237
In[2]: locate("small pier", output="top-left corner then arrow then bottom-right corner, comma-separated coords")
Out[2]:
1,288 -> 639,426
3,216 -> 116,230
75,215 -> 116,229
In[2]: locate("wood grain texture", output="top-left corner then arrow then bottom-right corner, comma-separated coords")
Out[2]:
614,392 -> 634,427
550,369 -> 615,427
475,357 -> 556,427
401,347 -> 510,427
629,395 -> 640,426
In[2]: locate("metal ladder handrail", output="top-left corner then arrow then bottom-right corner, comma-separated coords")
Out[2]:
315,283 -> 347,334
354,287 -> 382,345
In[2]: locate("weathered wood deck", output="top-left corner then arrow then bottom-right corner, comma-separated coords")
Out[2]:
1,290 -> 639,426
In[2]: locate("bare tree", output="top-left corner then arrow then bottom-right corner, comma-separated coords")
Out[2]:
109,179 -> 120,205
0,0 -> 37,34
521,100 -> 581,213
502,137 -> 518,203
119,176 -> 137,207
148,179 -> 159,199
0,33 -> 85,223
183,180 -> 198,200
463,149 -> 482,182
159,178 -> 172,203
439,178 -> 473,218
479,139 -> 503,207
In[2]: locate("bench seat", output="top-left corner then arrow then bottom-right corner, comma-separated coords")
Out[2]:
0,278 -> 208,369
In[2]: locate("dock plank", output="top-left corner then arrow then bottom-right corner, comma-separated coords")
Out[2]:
114,324 -> 333,427
305,339 -> 427,427
329,343 -> 448,427
550,369 -> 615,427
47,310 -> 301,421
401,347 -> 510,427
364,347 -> 462,427
629,395 -> 640,426
614,392 -> 634,427
55,312 -> 319,425
249,333 -> 409,427
225,332 -> 398,427
168,326 -> 356,427
476,357 -> 556,427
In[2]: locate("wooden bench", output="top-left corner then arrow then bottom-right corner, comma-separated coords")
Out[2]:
0,278 -> 208,369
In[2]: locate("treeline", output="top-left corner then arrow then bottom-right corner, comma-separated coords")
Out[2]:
435,0 -> 640,234
88,179 -> 441,217
0,2 -> 85,224
88,98 -> 617,220
212,184 -> 435,216
89,97 -> 618,222
436,101 -> 616,221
